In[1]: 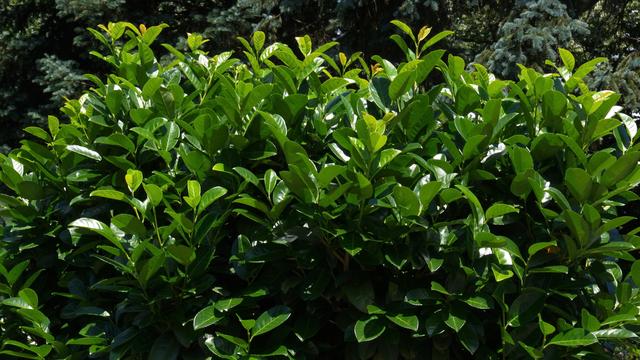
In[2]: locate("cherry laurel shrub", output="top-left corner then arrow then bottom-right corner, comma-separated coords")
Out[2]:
1,21 -> 640,359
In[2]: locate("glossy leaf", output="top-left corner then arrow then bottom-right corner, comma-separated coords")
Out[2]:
354,316 -> 386,342
251,305 -> 292,338
546,329 -> 598,347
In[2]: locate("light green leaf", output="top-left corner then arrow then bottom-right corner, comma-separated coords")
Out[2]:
69,217 -> 126,254
546,329 -> 598,347
558,48 -> 575,72
184,180 -> 201,209
214,298 -> 243,312
602,152 -> 640,187
125,169 -> 143,193
527,242 -> 558,257
390,20 -> 415,42
199,186 -> 227,214
18,288 -> 38,308
253,31 -> 265,52
66,145 -> 102,161
193,305 -> 223,330
592,328 -> 638,339
485,203 -> 518,222
462,296 -> 492,310
444,310 -> 466,333
385,313 -> 419,331
251,305 -> 292,338
2,297 -> 33,309
143,183 -> 163,207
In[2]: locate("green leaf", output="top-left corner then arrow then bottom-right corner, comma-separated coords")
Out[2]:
601,313 -> 637,326
66,145 -> 102,161
317,165 -> 346,188
354,316 -> 386,342
581,309 -> 601,332
251,305 -> 292,338
125,169 -> 143,193
199,186 -> 227,214
233,167 -> 259,186
456,85 -> 480,114
528,265 -> 568,274
393,185 -> 421,217
111,214 -> 146,236
518,341 -> 543,359
507,290 -> 546,327
142,77 -> 163,98
558,48 -> 575,72
2,297 -> 33,309
214,298 -> 243,312
295,35 -> 312,56
431,281 -> 450,295
595,216 -> 635,237
377,148 -> 401,170
539,316 -> 556,336
69,217 -> 126,254
541,90 -> 567,125
462,295 -> 492,310
419,182 -> 441,210
143,183 -> 163,207
601,151 -> 640,187
90,189 -> 129,202
264,169 -> 279,195
456,184 -> 485,225
527,242 -> 558,257
591,328 -> 638,339
421,30 -> 454,51
631,260 -> 640,287
562,209 -> 589,246
509,146 -> 533,173
485,204 -> 519,222
385,313 -> 419,331
389,70 -> 416,101
444,310 -> 466,333
24,126 -> 51,142
48,115 -> 59,138
564,168 -> 592,203
546,328 -> 598,347
184,179 -> 201,209
167,245 -> 195,266
193,305 -> 223,330
95,133 -> 136,153
390,20 -> 415,42
253,31 -> 265,52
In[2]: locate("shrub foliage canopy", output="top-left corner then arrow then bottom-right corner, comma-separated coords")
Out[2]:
1,22 -> 639,358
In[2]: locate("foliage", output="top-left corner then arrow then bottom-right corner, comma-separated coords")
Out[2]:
2,0 -> 640,149
1,21 -> 640,358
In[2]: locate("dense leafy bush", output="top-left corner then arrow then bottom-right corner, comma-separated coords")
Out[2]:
1,21 -> 640,358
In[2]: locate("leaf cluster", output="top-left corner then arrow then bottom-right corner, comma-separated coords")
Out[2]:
1,20 -> 639,358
